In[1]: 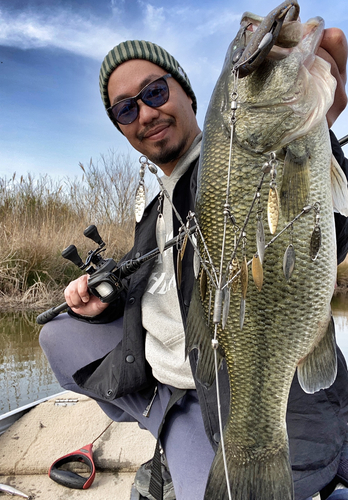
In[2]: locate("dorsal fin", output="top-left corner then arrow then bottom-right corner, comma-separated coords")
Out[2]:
331,154 -> 348,216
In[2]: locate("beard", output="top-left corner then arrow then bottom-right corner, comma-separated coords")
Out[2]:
147,135 -> 189,166
137,118 -> 190,167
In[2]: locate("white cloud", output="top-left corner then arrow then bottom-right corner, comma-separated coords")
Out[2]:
144,4 -> 165,31
0,7 -> 129,60
0,1 -> 241,103
193,11 -> 241,36
0,3 -> 242,60
110,0 -> 126,17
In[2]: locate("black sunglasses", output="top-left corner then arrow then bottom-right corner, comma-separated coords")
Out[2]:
107,74 -> 172,125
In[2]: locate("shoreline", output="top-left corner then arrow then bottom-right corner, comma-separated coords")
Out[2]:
1,287 -> 347,314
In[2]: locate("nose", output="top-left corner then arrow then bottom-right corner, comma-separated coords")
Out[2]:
137,100 -> 161,125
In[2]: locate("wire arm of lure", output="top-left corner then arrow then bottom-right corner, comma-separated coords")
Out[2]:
138,155 -> 219,289
222,203 -> 314,290
217,75 -> 239,294
140,156 -> 197,242
222,170 -> 267,284
188,211 -> 219,288
143,157 -> 186,229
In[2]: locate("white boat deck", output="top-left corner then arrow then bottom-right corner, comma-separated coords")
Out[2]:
0,391 -> 325,499
0,391 -> 156,499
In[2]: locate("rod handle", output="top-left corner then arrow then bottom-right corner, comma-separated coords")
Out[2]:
36,302 -> 68,325
48,443 -> 95,490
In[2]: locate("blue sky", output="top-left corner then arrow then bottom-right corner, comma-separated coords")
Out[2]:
1,0 -> 348,179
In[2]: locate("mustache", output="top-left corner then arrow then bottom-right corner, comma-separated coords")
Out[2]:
137,118 -> 175,141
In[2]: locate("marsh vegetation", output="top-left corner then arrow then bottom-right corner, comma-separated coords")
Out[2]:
0,151 -> 156,311
1,150 -> 347,311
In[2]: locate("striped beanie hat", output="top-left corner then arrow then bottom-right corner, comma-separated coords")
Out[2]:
99,40 -> 197,129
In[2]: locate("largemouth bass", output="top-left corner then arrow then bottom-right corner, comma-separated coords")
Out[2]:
186,1 -> 348,499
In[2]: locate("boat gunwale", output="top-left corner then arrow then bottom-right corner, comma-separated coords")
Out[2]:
0,391 -> 68,436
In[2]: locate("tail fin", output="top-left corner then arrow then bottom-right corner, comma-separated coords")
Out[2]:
204,442 -> 294,500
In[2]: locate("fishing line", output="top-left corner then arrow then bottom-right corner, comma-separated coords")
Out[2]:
212,327 -> 232,500
210,69 -> 238,500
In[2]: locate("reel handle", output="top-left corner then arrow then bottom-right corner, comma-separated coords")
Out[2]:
61,245 -> 84,268
83,225 -> 104,245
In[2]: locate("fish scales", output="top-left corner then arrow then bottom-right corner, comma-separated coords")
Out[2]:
186,2 -> 343,499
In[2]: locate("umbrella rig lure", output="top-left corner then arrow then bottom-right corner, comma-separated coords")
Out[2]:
136,73 -> 322,335
135,65 -> 323,500
134,2 -> 328,494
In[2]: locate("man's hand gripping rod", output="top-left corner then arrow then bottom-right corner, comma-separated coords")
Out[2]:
36,224 -> 196,325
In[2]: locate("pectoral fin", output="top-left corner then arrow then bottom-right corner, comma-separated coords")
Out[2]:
297,315 -> 337,394
331,154 -> 348,216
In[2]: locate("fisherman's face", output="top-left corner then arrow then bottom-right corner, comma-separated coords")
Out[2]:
107,59 -> 201,176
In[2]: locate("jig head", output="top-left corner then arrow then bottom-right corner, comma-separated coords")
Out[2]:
231,0 -> 300,77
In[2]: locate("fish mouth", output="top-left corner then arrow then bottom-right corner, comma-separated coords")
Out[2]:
231,1 -> 302,77
240,15 -> 323,63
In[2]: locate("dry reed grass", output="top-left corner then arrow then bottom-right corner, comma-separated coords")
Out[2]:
0,151 -> 156,311
2,151 -> 347,311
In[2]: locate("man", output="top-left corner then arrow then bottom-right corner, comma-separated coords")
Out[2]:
40,28 -> 348,500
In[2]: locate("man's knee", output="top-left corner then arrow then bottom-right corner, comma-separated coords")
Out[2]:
39,313 -> 70,353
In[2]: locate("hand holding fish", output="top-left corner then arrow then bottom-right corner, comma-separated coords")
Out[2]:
318,27 -> 348,127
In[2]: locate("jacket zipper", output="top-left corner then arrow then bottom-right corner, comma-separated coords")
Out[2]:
143,386 -> 158,417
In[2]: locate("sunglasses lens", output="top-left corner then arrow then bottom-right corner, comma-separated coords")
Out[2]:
142,80 -> 169,108
112,99 -> 138,125
110,76 -> 170,125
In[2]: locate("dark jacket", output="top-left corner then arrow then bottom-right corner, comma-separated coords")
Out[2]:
73,131 -> 348,500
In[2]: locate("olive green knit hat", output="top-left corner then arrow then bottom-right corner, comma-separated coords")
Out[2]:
99,40 -> 197,129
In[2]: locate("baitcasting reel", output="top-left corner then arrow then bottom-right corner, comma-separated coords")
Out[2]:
36,224 -> 140,325
62,224 -> 126,304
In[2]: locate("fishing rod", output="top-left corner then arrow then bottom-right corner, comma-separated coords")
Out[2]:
339,134 -> 348,147
38,130 -> 348,327
36,223 -> 196,325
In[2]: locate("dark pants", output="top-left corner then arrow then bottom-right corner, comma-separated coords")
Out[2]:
39,313 -> 215,500
40,313 -> 348,500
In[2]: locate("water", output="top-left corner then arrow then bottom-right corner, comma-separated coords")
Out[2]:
0,297 -> 348,416
0,311 -> 62,415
